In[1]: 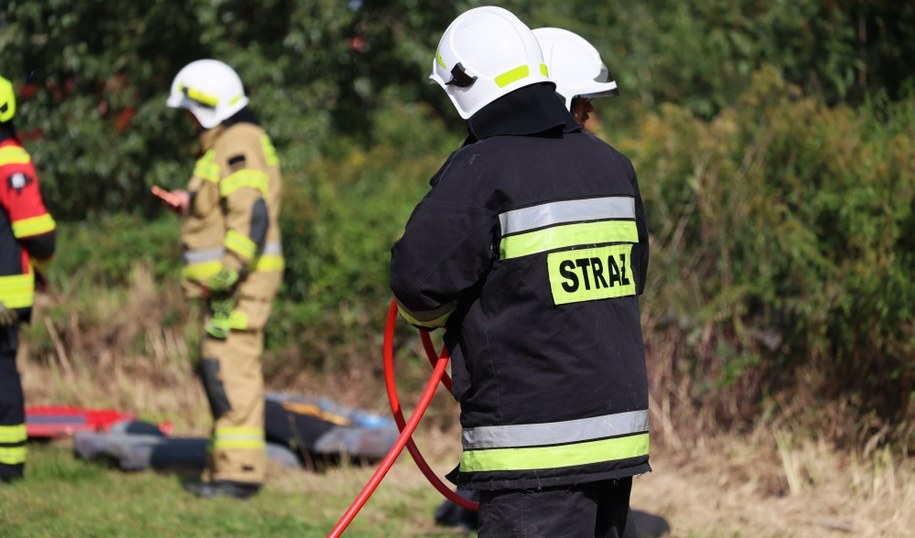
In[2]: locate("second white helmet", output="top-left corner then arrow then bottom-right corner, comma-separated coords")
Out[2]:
533,27 -> 619,110
430,6 -> 551,119
166,59 -> 249,129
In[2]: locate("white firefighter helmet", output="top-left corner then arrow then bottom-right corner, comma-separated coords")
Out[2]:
0,75 -> 16,123
166,59 -> 249,129
430,6 -> 551,119
533,27 -> 619,110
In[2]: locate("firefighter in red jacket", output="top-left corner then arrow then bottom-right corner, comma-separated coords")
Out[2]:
0,75 -> 56,483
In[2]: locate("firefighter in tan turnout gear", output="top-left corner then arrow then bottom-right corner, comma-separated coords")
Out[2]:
164,59 -> 283,499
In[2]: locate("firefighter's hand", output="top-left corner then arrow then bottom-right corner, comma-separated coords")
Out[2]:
205,267 -> 240,295
0,302 -> 16,326
205,295 -> 236,339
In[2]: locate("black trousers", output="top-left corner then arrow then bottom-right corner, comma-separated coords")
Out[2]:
0,323 -> 25,482
478,477 -> 632,538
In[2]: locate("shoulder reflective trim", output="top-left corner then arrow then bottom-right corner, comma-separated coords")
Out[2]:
394,298 -> 454,329
0,446 -> 27,465
260,134 -> 279,167
183,247 -> 224,265
500,197 -> 636,236
462,410 -> 648,450
0,424 -> 27,443
220,169 -> 269,198
224,229 -> 257,261
0,145 -> 30,165
501,220 -> 638,260
0,273 -> 35,308
548,244 -> 636,304
12,213 -> 56,238
460,432 -> 649,473
213,426 -> 265,450
193,150 -> 220,183
495,64 -> 530,88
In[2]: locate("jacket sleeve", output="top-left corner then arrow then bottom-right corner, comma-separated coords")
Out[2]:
215,134 -> 270,274
2,150 -> 56,269
390,158 -> 497,328
630,164 -> 649,295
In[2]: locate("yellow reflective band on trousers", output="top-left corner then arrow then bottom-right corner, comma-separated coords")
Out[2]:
459,432 -> 649,473
182,256 -> 284,281
0,446 -> 26,465
548,244 -> 636,305
224,230 -> 258,261
500,220 -> 639,260
220,169 -> 269,198
194,150 -> 220,182
12,213 -> 56,239
0,424 -> 26,444
0,273 -> 34,309
213,426 -> 265,450
0,145 -> 30,165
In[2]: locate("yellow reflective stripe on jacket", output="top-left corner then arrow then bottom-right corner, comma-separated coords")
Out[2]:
219,169 -> 269,198
0,446 -> 27,465
0,145 -> 30,165
193,150 -> 220,183
213,426 -> 265,450
500,220 -> 639,260
0,273 -> 34,309
0,424 -> 27,444
224,230 -> 258,261
12,213 -> 56,239
261,135 -> 279,167
459,432 -> 649,473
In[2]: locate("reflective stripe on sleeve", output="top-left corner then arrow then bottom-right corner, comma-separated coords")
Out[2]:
394,298 -> 455,329
12,213 -> 56,238
220,169 -> 269,198
193,150 -> 220,183
224,230 -> 258,261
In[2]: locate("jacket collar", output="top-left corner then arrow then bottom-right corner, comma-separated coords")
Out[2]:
464,82 -> 580,144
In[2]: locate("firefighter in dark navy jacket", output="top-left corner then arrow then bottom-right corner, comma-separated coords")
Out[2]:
390,7 -> 651,537
0,74 -> 56,484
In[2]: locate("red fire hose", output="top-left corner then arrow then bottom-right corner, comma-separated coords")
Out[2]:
327,300 -> 478,537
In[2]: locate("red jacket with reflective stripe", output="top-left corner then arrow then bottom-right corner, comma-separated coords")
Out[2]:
0,136 -> 56,316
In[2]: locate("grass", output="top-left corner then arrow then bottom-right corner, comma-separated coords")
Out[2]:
1,439 -> 473,538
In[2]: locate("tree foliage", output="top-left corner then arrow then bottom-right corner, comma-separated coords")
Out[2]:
1,1 -> 913,446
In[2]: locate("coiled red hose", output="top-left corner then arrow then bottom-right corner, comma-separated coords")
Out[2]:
326,300 -> 477,537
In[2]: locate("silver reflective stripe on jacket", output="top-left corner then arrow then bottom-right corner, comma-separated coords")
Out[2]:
462,409 -> 649,450
499,196 -> 636,236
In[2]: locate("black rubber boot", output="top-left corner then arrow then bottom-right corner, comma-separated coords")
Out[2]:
184,480 -> 261,500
